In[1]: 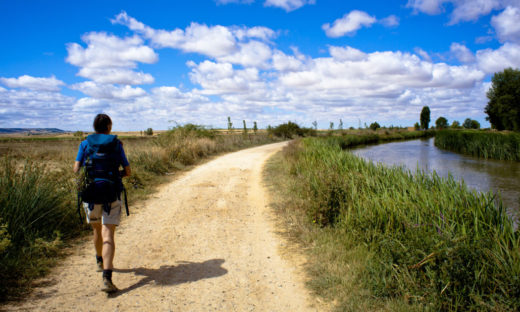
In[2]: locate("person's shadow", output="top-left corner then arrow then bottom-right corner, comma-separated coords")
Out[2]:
110,258 -> 227,297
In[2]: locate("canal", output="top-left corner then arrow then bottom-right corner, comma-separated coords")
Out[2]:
350,137 -> 520,219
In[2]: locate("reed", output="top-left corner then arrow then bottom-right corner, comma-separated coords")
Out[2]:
270,136 -> 520,310
434,129 -> 520,161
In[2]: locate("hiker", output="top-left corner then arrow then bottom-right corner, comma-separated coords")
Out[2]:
73,114 -> 131,293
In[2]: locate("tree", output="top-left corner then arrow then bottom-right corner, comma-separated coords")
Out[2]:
312,121 -> 318,130
463,118 -> 480,129
145,128 -> 153,135
253,121 -> 258,134
329,122 -> 334,130
227,116 -> 233,132
435,117 -> 448,129
420,106 -> 431,130
369,122 -> 380,131
338,119 -> 343,130
243,120 -> 247,134
414,122 -> 420,130
451,120 -> 461,129
485,68 -> 520,131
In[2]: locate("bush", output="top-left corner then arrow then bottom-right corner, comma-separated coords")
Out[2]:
369,122 -> 380,131
267,122 -> 316,138
145,128 -> 153,136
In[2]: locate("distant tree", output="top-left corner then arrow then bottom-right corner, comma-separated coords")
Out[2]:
227,116 -> 233,132
312,121 -> 318,130
435,117 -> 448,129
267,121 -> 316,138
145,128 -> 153,135
485,68 -> 520,131
414,122 -> 420,130
73,130 -> 84,138
420,106 -> 431,130
243,120 -> 247,134
349,126 -> 354,130
253,121 -> 258,134
369,122 -> 381,131
338,119 -> 343,130
329,122 -> 334,130
463,118 -> 480,129
451,120 -> 461,129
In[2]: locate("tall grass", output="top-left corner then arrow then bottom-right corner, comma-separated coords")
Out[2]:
435,129 -> 520,161
268,135 -> 520,311
0,126 -> 278,300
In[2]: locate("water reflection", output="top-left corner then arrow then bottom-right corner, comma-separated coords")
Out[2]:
350,138 -> 520,217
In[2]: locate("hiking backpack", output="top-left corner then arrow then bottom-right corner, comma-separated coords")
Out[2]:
79,134 -> 128,216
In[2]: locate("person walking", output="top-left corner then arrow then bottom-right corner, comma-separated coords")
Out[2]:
73,114 -> 131,293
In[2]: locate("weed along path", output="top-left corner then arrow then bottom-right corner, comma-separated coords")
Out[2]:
6,141 -> 316,312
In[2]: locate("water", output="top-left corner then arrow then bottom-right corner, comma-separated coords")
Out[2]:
350,137 -> 520,218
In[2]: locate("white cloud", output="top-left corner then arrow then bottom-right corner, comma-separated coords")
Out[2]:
187,60 -> 264,95
380,15 -> 400,27
476,42 -> 520,73
450,43 -> 476,63
491,6 -> 520,43
217,41 -> 273,68
0,88 -> 77,128
263,0 -> 315,12
406,0 -> 517,24
272,50 -> 306,72
66,32 -> 157,85
323,10 -> 377,37
414,48 -> 432,62
0,75 -> 65,91
329,46 -> 367,61
70,81 -> 147,100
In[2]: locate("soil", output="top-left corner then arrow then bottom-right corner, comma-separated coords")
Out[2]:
4,142 -> 318,311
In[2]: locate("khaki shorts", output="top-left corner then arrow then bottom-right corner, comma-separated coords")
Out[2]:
83,200 -> 122,225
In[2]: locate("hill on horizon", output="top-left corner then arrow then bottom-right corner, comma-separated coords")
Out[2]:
0,128 -> 67,135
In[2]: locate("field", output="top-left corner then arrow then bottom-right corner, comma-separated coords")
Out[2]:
0,126 -> 278,300
266,134 -> 520,311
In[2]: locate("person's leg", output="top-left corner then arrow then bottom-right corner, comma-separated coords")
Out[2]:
100,200 -> 121,293
92,223 -> 102,257
101,224 -> 116,270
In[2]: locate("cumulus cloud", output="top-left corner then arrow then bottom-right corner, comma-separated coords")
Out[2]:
322,10 -> 377,37
491,6 -> 520,43
450,42 -> 476,63
66,32 -> 157,85
406,0 -> 517,24
113,11 -> 277,64
263,0 -> 315,11
0,88 -> 77,127
380,15 -> 400,27
476,42 -> 520,73
187,60 -> 265,95
70,81 -> 147,100
0,75 -> 65,91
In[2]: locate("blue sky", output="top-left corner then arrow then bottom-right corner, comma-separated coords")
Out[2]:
1,0 -> 520,131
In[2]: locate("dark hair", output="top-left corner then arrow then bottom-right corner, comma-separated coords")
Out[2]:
93,114 -> 112,133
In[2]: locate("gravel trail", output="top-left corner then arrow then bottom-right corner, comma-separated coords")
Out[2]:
5,142 -> 316,312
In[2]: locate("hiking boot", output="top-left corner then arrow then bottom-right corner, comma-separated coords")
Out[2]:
96,261 -> 103,272
101,277 -> 118,293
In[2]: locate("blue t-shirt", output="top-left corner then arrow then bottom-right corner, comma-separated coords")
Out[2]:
75,137 -> 130,168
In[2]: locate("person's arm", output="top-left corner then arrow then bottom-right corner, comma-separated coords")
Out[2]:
73,161 -> 81,173
123,165 -> 131,177
74,141 -> 86,173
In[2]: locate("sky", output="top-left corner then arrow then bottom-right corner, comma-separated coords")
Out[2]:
1,0 -> 520,131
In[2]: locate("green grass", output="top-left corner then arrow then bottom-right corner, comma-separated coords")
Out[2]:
434,130 -> 520,161
266,134 -> 520,311
0,126 -> 279,301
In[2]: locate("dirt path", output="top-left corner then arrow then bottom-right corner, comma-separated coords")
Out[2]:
6,142 -> 317,311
